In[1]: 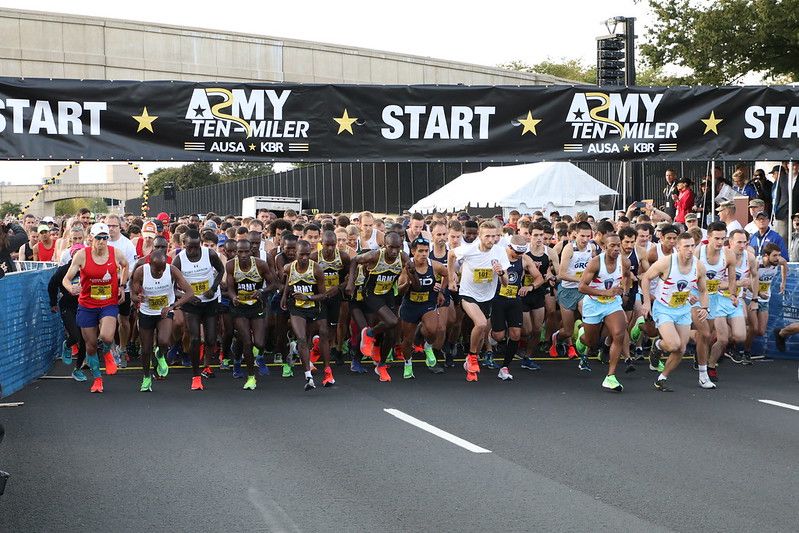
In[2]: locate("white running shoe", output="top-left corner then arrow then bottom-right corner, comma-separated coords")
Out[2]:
699,375 -> 717,389
497,366 -> 513,381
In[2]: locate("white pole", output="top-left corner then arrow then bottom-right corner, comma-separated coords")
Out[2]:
711,159 -> 716,224
622,162 -> 627,214
788,159 -> 793,258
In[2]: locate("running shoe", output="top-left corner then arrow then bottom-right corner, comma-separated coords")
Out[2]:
90,377 -> 103,393
649,360 -> 665,373
466,370 -> 478,382
310,335 -> 321,363
360,327 -> 377,359
624,358 -> 636,373
322,366 -> 335,387
774,328 -> 787,352
598,344 -> 610,365
464,354 -> 480,373
350,358 -> 367,374
72,369 -> 87,382
578,356 -> 591,372
699,375 -> 717,389
742,351 -> 753,365
243,375 -> 257,390
255,354 -> 270,376
444,348 -> 455,368
654,377 -> 673,392
481,351 -> 499,369
304,376 -> 316,391
566,344 -> 578,359
156,353 -> 169,378
423,343 -> 437,368
166,344 -> 180,365
111,344 -> 122,366
118,348 -> 128,369
520,357 -> 541,371
497,366 -> 513,381
181,352 -> 192,367
428,363 -> 444,374
332,347 -> 344,366
630,316 -> 645,342
272,352 -> 283,364
191,376 -> 203,390
575,327 -> 587,354
403,362 -> 415,379
692,353 -> 699,370
220,358 -> 231,370
727,349 -> 744,364
103,352 -> 118,375
707,367 -> 718,382
548,332 -> 560,357
282,363 -> 294,378
201,366 -> 215,379
633,346 -> 644,361
140,376 -> 152,392
602,374 -> 623,392
61,341 -> 72,365
232,360 -> 245,379
375,365 -> 391,382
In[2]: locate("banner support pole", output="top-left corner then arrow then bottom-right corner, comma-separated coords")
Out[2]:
711,159 -> 716,224
788,159 -> 793,258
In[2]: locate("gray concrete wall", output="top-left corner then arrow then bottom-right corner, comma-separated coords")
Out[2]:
0,8 -> 572,85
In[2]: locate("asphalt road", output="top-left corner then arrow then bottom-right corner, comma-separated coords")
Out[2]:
1,356 -> 797,532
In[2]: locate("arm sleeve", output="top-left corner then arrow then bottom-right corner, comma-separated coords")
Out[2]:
48,264 -> 68,307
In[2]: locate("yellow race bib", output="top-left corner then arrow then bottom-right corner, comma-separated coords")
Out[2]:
706,279 -> 720,294
575,270 -> 583,279
238,290 -> 257,305
90,284 -> 112,300
147,294 -> 168,310
759,281 -> 770,294
597,295 -> 615,304
374,279 -> 394,295
324,273 -> 339,290
498,285 -> 518,298
191,280 -> 210,295
720,288 -> 738,298
294,295 -> 315,308
523,274 -> 534,286
669,291 -> 689,308
409,291 -> 429,303
473,268 -> 493,283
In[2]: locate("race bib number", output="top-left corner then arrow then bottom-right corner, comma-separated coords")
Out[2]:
324,273 -> 339,290
499,285 -> 518,298
409,291 -> 429,303
759,281 -> 771,294
523,274 -> 534,286
374,279 -> 394,295
191,280 -> 210,295
597,295 -> 615,304
575,271 -> 583,279
294,295 -> 315,308
706,279 -> 720,293
356,289 -> 364,302
720,288 -> 739,298
473,268 -> 493,283
147,294 -> 168,310
238,290 -> 257,305
669,291 -> 689,308
90,284 -> 112,300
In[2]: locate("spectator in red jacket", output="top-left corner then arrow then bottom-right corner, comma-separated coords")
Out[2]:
674,177 -> 695,226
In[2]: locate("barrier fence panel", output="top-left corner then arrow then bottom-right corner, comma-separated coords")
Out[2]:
762,263 -> 799,359
0,268 -> 61,398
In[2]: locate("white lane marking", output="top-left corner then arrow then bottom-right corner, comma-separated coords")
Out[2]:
39,375 -> 75,379
758,399 -> 799,412
0,402 -> 24,408
384,408 -> 492,454
247,487 -> 302,533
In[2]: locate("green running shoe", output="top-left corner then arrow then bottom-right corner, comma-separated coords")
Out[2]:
602,374 -> 623,392
156,354 -> 169,378
575,327 -> 587,354
282,363 -> 294,378
140,376 -> 152,392
243,375 -> 257,390
572,319 -> 583,342
656,360 -> 665,372
424,343 -> 437,368
403,362 -> 415,379
630,316 -> 646,342
386,348 -> 395,363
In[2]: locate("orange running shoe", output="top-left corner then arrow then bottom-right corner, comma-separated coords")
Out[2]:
375,365 -> 391,382
466,371 -> 478,382
103,352 -> 118,375
70,344 -> 79,356
372,346 -> 382,364
310,335 -> 321,363
360,327 -> 377,359
199,344 -> 205,365
566,344 -> 578,359
90,377 -> 103,393
464,354 -> 480,373
549,332 -> 560,358
191,376 -> 204,390
322,366 -> 335,387
395,345 -> 405,362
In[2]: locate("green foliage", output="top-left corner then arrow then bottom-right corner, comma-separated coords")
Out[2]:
641,0 -> 799,84
146,163 -> 220,195
0,201 -> 22,217
499,58 -> 596,84
54,198 -> 108,217
219,162 -> 274,183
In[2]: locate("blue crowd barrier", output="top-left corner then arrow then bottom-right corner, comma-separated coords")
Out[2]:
0,268 -> 62,398
755,263 -> 799,359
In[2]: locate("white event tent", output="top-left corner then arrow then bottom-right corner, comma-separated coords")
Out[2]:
409,162 -> 618,219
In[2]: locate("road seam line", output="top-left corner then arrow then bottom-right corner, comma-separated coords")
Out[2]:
758,399 -> 799,412
384,408 -> 491,453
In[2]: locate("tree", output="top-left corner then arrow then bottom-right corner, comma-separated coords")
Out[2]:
219,162 -> 274,182
499,58 -> 678,86
0,201 -> 22,217
146,166 -> 182,196
146,163 -> 220,195
54,198 -> 107,217
641,0 -> 799,84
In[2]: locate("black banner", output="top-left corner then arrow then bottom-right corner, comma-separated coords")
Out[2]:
0,78 -> 797,162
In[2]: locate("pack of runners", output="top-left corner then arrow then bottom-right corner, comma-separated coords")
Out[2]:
36,206 -> 797,394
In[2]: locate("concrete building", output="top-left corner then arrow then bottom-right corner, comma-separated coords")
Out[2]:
0,8 -> 570,85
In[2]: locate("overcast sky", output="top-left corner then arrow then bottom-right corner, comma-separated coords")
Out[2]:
0,0 -> 651,185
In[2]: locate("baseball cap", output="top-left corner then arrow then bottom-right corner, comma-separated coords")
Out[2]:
141,220 -> 157,238
156,212 -> 170,222
68,243 -> 85,256
754,211 -> 769,219
684,213 -> 698,222
90,222 -> 109,237
350,212 -> 360,221
769,165 -> 783,174
37,224 -> 50,233
153,219 -> 164,232
748,198 -> 765,208
41,216 -> 55,224
793,212 -> 799,219
677,177 -> 692,185
715,201 -> 734,211
203,220 -> 218,231
217,234 -> 228,245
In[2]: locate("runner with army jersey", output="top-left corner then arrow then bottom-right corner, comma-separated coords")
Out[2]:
311,231 -> 351,366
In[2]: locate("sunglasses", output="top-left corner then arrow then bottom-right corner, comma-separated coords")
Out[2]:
94,235 -> 109,241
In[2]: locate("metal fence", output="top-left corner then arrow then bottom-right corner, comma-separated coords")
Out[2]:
129,160 -> 753,216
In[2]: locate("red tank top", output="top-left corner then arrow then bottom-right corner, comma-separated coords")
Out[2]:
36,241 -> 56,262
78,246 -> 120,308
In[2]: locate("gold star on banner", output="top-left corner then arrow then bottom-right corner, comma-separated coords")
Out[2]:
132,107 -> 158,133
700,111 -> 723,135
623,144 -> 630,152
249,143 -> 256,151
518,111 -> 542,136
333,109 -> 358,135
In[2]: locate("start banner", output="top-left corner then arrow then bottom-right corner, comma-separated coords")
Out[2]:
0,79 -> 797,162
